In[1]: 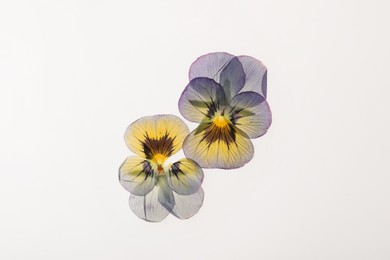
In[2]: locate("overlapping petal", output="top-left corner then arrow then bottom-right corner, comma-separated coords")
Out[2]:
157,176 -> 175,213
189,52 -> 235,82
188,52 -> 268,98
124,115 -> 189,160
178,77 -> 226,123
228,91 -> 272,139
219,57 -> 246,100
167,158 -> 204,195
129,177 -> 204,222
188,52 -> 245,101
183,126 -> 254,169
238,56 -> 267,98
119,156 -> 156,196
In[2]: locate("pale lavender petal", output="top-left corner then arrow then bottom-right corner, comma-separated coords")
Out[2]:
229,91 -> 272,138
171,188 -> 204,219
238,55 -> 267,98
128,186 -> 169,222
178,77 -> 226,123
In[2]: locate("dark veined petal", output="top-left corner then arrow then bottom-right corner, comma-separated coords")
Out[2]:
219,57 -> 246,100
129,186 -> 170,222
183,124 -> 254,169
119,156 -> 156,196
238,56 -> 267,98
228,91 -> 272,139
124,115 -> 189,160
178,77 -> 226,123
167,158 -> 204,195
189,52 -> 235,82
171,188 -> 204,220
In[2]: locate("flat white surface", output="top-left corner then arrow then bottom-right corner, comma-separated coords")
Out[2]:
1,0 -> 389,259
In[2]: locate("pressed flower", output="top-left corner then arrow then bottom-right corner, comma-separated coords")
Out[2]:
119,115 -> 204,222
178,52 -> 272,169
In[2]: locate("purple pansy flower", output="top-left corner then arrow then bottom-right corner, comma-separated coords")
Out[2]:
179,52 -> 272,169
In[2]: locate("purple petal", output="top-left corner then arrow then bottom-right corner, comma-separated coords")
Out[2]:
178,77 -> 226,123
228,91 -> 272,138
189,52 -> 235,81
238,56 -> 267,98
219,57 -> 246,100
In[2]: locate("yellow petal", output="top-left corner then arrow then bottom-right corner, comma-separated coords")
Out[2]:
183,124 -> 254,169
124,115 -> 189,162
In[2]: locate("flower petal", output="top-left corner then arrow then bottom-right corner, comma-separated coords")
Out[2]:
189,52 -> 235,82
124,114 -> 189,159
238,56 -> 267,98
183,126 -> 254,169
167,158 -> 204,195
228,91 -> 272,139
219,57 -> 246,100
157,176 -> 175,213
171,188 -> 204,219
178,77 -> 226,123
128,186 -> 170,222
119,156 -> 156,196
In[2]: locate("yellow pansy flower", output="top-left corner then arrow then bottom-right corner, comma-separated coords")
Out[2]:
119,115 -> 204,222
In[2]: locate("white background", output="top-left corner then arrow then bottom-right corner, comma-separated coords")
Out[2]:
1,0 -> 389,259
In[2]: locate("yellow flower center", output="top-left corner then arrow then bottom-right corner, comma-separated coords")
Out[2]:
152,153 -> 167,173
213,115 -> 229,128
